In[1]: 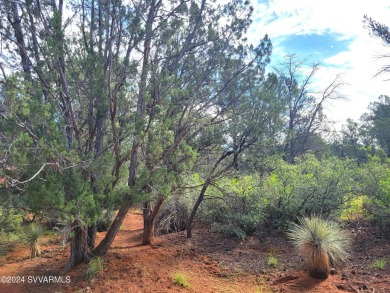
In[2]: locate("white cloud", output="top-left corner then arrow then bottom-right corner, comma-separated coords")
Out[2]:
248,0 -> 390,130
251,0 -> 389,42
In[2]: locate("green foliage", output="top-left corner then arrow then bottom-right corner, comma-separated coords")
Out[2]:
96,210 -> 115,232
0,228 -> 19,256
0,242 -> 15,256
362,95 -> 390,156
199,155 -> 358,238
259,154 -> 357,232
172,273 -> 191,288
87,257 -> 104,280
267,254 -> 278,267
373,258 -> 387,270
360,157 -> 390,237
24,223 -> 44,258
201,175 -> 264,239
0,206 -> 23,233
340,196 -> 367,220
288,216 -> 350,279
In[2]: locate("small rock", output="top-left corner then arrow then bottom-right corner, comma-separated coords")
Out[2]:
351,270 -> 356,275
362,284 -> 368,290
336,284 -> 345,290
330,268 -> 337,275
341,273 -> 347,280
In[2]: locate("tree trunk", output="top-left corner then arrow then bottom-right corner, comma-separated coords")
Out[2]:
142,197 -> 164,245
93,201 -> 132,256
87,223 -> 96,250
187,183 -> 209,238
63,220 -> 91,272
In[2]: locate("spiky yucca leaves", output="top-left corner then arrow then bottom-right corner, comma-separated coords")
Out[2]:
25,223 -> 44,258
288,217 -> 350,279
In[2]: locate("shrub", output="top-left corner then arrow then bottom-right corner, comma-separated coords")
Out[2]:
87,257 -> 104,280
340,196 -> 367,220
287,216 -> 350,279
0,206 -> 23,233
199,175 -> 264,239
155,196 -> 191,235
25,223 -> 44,258
259,155 -> 357,233
361,158 -> 390,238
210,223 -> 247,240
172,273 -> 190,288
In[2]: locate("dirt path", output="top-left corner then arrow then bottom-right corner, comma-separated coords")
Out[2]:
0,213 -> 389,292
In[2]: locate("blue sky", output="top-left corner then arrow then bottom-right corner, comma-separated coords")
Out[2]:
278,34 -> 354,63
247,0 -> 390,130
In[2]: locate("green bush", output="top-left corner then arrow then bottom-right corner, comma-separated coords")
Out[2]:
87,257 -> 104,280
288,216 -> 350,279
191,155 -> 358,238
259,155 -> 357,232
0,206 -> 23,233
199,175 -> 264,239
360,158 -> 390,237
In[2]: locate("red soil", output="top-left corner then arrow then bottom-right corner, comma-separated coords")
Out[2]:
0,213 -> 389,293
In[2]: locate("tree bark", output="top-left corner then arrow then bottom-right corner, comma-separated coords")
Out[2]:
186,183 -> 209,238
9,2 -> 31,77
63,220 -> 91,272
87,224 -> 96,250
142,196 -> 164,245
93,201 -> 132,256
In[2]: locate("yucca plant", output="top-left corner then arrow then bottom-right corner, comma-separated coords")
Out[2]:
287,216 -> 350,279
25,223 -> 44,258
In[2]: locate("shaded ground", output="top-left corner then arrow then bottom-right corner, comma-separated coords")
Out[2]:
0,213 -> 389,293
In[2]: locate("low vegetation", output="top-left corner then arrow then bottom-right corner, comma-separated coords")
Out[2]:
267,254 -> 278,267
25,223 -> 44,259
172,273 -> 191,288
87,257 -> 104,280
287,216 -> 350,279
0,0 -> 389,290
373,258 -> 387,270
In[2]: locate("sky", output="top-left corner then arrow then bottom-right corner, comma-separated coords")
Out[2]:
247,0 -> 390,130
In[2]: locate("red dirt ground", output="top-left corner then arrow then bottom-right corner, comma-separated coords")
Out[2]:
0,212 -> 389,293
